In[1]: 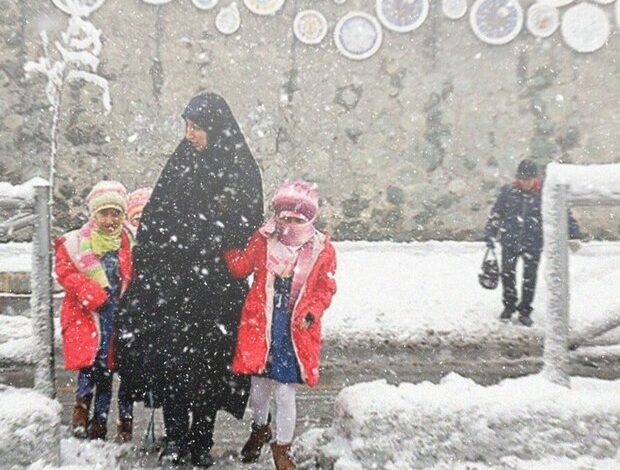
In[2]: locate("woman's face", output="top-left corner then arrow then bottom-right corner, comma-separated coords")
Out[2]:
185,119 -> 208,152
93,208 -> 125,233
277,214 -> 306,225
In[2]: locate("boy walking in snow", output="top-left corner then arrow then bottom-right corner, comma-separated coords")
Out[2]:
224,181 -> 337,470
484,160 -> 580,326
55,181 -> 134,441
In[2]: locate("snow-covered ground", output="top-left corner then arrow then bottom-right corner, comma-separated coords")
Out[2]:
1,241 -> 619,356
296,373 -> 620,469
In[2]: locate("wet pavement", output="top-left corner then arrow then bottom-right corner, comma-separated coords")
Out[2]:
1,340 -> 619,469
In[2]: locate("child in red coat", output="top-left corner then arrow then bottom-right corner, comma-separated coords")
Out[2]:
224,180 -> 337,470
55,181 -> 134,442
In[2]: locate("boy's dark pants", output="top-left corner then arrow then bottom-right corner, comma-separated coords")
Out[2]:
501,246 -> 541,317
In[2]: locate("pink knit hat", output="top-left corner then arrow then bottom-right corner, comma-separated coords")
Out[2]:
272,180 -> 319,222
86,180 -> 128,215
127,187 -> 153,221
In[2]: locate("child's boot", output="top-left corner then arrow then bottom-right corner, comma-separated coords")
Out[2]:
88,418 -> 107,440
115,418 -> 133,443
271,442 -> 296,470
240,422 -> 272,462
71,396 -> 91,439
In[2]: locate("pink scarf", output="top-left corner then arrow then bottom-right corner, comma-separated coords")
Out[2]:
259,216 -> 317,310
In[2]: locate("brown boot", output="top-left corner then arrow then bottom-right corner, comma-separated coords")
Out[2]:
271,442 -> 296,470
115,418 -> 133,444
88,418 -> 107,440
71,396 -> 91,439
240,423 -> 272,463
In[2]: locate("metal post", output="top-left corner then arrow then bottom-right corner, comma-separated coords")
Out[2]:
542,183 -> 570,387
31,181 -> 56,399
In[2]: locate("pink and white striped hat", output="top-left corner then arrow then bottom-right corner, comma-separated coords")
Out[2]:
272,180 -> 319,222
86,180 -> 128,215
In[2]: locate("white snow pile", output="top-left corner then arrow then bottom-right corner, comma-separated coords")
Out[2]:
0,315 -> 38,366
0,178 -> 47,203
28,438 -> 132,470
0,385 -> 61,468
295,373 -> 620,469
545,162 -> 620,203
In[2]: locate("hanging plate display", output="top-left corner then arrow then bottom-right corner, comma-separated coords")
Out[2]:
192,0 -> 219,10
216,3 -> 241,35
470,0 -> 524,46
142,0 -> 174,5
334,0 -> 347,4
293,10 -> 328,45
334,12 -> 383,61
52,0 -> 106,16
376,0 -> 429,33
243,0 -> 285,16
526,3 -> 559,38
593,0 -> 614,5
538,0 -> 573,7
561,3 -> 610,53
442,0 -> 468,20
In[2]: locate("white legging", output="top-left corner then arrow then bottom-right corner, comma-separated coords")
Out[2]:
250,376 -> 297,445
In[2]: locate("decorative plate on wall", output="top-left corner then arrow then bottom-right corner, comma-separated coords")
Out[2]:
293,10 -> 328,45
216,3 -> 241,35
334,11 -> 383,60
52,0 -> 106,16
442,0 -> 468,20
334,0 -> 347,4
469,0 -> 524,46
593,0 -> 614,5
538,0 -> 573,7
142,0 -> 174,5
192,0 -> 219,10
526,3 -> 559,38
243,0 -> 285,16
376,0 -> 429,33
561,3 -> 610,53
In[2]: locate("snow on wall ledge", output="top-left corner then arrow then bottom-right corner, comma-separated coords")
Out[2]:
0,385 -> 61,467
295,374 -> 620,469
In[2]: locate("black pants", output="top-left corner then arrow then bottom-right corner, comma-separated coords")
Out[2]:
501,247 -> 541,316
162,370 -> 221,456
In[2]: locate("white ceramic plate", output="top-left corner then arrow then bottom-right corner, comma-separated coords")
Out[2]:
243,0 -> 285,16
192,0 -> 219,10
526,3 -> 559,38
52,0 -> 106,16
334,11 -> 383,60
442,0 -> 468,20
561,3 -> 610,53
376,0 -> 429,33
216,3 -> 241,35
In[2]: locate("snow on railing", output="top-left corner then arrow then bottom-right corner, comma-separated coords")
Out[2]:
0,179 -> 55,399
542,163 -> 620,387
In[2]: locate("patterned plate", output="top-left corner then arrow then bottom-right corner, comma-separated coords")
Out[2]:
470,0 -> 524,46
526,3 -> 559,38
293,10 -> 328,45
376,0 -> 429,33
334,11 -> 383,60
243,0 -> 285,16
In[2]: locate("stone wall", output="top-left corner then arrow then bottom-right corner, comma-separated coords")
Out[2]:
1,0 -> 618,240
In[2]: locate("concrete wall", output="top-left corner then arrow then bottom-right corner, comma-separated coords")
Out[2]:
1,0 -> 618,240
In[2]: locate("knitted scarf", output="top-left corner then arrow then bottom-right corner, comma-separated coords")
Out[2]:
76,220 -> 122,288
260,216 -> 317,310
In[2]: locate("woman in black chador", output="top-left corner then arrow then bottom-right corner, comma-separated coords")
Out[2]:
117,93 -> 263,467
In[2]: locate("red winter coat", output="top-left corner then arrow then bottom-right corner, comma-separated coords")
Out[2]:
224,230 -> 337,387
55,229 -> 133,371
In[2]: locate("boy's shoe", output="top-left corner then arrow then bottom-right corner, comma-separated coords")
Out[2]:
71,396 -> 91,439
500,307 -> 515,321
115,418 -> 133,444
191,450 -> 214,468
88,418 -> 107,440
240,423 -> 272,462
159,440 -> 189,465
518,315 -> 534,327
